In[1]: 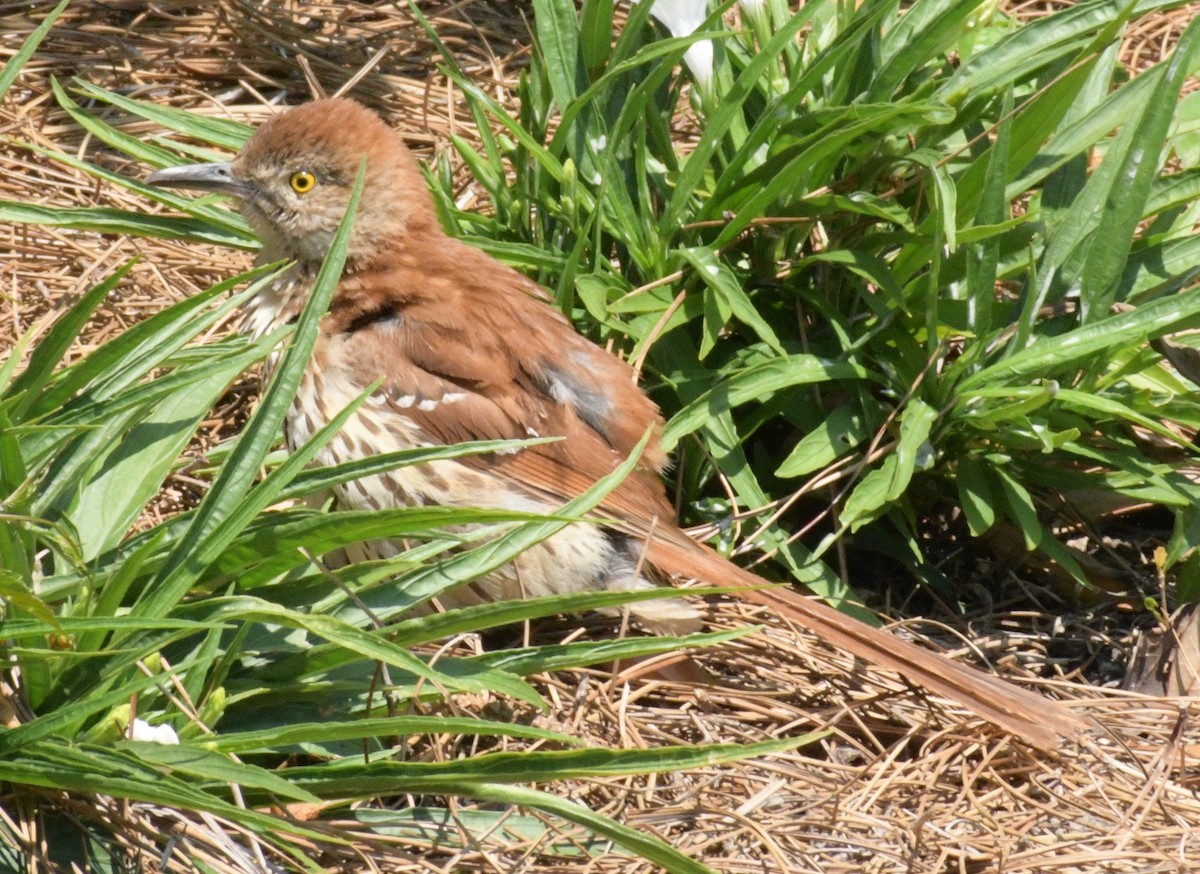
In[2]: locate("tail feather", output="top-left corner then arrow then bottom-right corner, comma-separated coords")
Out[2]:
646,536 -> 1086,751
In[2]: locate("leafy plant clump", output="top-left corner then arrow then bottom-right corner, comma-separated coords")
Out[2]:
426,0 -> 1200,604
4,0 -> 1200,870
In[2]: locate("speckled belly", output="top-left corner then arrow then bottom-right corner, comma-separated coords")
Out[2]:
283,338 -> 625,607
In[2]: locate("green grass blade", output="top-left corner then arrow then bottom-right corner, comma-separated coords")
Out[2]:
471,627 -> 747,675
62,360 -> 250,560
71,79 -> 254,150
0,0 -> 68,102
212,596 -> 544,705
1078,15 -> 1200,320
966,278 -> 1200,391
282,737 -> 815,794
0,200 -> 253,248
134,166 -> 365,619
275,438 -> 552,502
7,262 -> 136,422
199,716 -> 576,755
869,0 -> 985,101
355,426 -> 661,616
533,0 -> 580,111
937,0 -> 1142,107
35,269 -> 270,411
429,782 -> 718,874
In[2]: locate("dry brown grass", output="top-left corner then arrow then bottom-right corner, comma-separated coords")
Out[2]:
5,2 -> 1200,872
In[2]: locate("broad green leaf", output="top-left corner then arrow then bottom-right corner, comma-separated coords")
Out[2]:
580,0 -> 615,76
964,86 -> 1013,340
776,404 -> 876,479
663,356 -> 874,449
678,246 -> 786,355
1078,15 -> 1200,321
64,355 -> 249,560
534,0 -> 580,111
993,464 -> 1042,551
839,400 -> 937,533
956,457 -> 997,536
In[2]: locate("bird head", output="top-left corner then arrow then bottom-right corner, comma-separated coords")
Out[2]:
147,98 -> 436,265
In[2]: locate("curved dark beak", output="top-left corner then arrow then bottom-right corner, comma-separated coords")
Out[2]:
146,162 -> 252,198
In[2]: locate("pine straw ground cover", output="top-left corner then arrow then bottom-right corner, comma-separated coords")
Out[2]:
5,1 -> 1200,872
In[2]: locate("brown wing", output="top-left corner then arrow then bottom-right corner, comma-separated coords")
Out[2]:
327,238 -> 679,532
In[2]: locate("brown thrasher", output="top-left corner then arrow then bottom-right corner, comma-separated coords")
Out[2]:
147,98 -> 1084,750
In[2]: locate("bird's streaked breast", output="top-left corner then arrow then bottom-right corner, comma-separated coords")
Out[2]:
242,264 -> 311,339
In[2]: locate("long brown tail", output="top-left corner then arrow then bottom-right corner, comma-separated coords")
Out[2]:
646,536 -> 1087,752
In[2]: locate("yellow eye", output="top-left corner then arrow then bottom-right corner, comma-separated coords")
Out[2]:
289,170 -> 316,194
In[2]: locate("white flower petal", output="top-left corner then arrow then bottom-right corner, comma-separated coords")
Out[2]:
683,40 -> 714,91
630,0 -> 715,89
644,0 -> 708,37
130,718 -> 180,745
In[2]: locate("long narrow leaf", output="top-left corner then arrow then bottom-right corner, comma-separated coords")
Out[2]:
0,0 -> 69,101
134,166 -> 366,619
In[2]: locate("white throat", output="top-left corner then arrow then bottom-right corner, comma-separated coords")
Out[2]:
240,262 -> 313,339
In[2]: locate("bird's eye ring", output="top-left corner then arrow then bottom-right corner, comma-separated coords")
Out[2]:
289,170 -> 316,194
